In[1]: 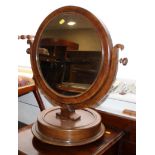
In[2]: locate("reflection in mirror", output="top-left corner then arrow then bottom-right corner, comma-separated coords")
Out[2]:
37,12 -> 102,96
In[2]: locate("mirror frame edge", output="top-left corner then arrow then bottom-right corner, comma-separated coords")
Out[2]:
31,6 -> 116,109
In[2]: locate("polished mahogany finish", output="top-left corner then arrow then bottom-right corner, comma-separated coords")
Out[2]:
31,6 -> 124,109
30,6 -> 121,146
19,123 -> 124,155
32,107 -> 105,146
18,110 -> 136,154
19,5 -> 129,147
97,110 -> 136,155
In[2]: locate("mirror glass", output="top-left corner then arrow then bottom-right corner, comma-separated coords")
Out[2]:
37,12 -> 102,96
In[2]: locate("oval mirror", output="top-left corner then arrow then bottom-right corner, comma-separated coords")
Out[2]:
30,6 -> 123,146
31,6 -> 117,108
38,12 -> 102,96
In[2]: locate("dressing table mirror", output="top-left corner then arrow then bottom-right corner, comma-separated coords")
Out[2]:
22,6 -> 126,147
29,6 -> 125,146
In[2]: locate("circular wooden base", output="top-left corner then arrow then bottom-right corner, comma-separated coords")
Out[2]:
32,107 -> 105,146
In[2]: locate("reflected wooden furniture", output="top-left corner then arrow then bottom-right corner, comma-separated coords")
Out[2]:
18,76 -> 45,111
18,5 -> 132,153
29,6 -> 127,147
57,82 -> 90,94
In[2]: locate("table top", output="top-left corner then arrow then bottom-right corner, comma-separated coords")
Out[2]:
18,125 -> 123,155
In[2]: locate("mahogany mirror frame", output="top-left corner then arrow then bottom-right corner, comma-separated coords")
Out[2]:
31,6 -> 121,109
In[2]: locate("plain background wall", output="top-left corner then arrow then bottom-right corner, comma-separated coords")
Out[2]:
1,0 -> 155,154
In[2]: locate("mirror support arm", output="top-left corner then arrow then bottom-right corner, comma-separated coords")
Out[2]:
56,107 -> 81,121
113,44 -> 128,66
18,35 -> 34,54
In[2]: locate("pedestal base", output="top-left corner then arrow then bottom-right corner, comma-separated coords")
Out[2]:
32,106 -> 105,146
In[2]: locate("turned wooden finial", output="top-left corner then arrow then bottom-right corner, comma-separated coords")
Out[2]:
18,35 -> 34,40
18,35 -> 35,54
